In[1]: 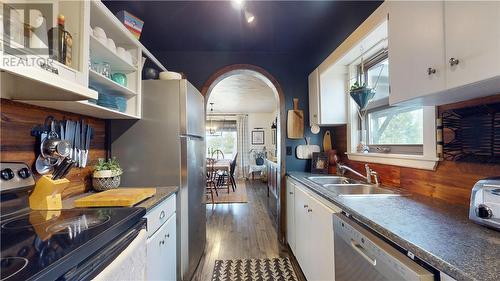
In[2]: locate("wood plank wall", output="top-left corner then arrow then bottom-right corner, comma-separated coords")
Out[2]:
331,95 -> 500,206
0,99 -> 106,198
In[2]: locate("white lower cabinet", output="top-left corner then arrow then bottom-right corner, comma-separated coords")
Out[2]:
287,178 -> 340,281
294,184 -> 312,277
286,179 -> 296,252
147,214 -> 176,281
145,194 -> 177,281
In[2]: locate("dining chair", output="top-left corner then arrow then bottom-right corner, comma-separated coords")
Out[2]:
206,158 -> 218,204
216,153 -> 238,193
211,149 -> 225,160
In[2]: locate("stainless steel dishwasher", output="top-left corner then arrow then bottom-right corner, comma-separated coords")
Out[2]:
333,213 -> 435,281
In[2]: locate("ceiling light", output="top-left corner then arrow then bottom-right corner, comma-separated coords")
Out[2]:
232,0 -> 245,10
245,11 -> 255,24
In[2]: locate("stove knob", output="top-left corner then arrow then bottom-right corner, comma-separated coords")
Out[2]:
476,204 -> 493,219
1,168 -> 15,180
18,167 -> 31,179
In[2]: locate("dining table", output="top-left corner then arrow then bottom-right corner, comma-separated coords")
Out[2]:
212,158 -> 231,173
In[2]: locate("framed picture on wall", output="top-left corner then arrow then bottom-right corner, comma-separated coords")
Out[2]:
311,152 -> 329,174
251,130 -> 265,145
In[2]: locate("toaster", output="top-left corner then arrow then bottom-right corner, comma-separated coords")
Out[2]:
469,177 -> 500,231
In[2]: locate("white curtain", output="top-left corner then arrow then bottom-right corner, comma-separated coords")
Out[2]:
236,114 -> 249,178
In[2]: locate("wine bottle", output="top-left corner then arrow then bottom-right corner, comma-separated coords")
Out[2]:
47,14 -> 72,67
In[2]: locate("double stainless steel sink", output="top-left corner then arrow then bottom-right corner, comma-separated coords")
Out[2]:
306,176 -> 404,197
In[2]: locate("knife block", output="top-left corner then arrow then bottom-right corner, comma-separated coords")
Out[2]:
29,175 -> 69,210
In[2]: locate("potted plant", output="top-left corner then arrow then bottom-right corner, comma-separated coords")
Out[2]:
249,148 -> 267,166
92,158 -> 123,191
349,81 -> 375,111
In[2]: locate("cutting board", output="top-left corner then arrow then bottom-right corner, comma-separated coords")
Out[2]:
287,98 -> 304,139
296,145 -> 321,159
323,130 -> 332,151
74,188 -> 156,207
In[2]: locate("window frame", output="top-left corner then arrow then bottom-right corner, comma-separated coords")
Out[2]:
357,51 -> 424,155
365,105 -> 424,155
344,47 -> 438,170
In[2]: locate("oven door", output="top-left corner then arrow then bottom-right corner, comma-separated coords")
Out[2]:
58,220 -> 147,281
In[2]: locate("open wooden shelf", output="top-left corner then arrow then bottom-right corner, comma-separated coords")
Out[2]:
89,69 -> 137,97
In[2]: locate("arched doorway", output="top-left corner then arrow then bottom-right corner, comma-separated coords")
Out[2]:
202,64 -> 286,242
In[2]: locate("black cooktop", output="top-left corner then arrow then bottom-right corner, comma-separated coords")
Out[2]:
0,208 -> 145,281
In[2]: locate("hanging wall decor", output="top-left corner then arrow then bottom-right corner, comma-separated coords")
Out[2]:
251,130 -> 265,145
441,102 -> 500,163
311,152 -> 329,174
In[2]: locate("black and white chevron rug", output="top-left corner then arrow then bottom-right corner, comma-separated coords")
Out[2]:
212,257 -> 298,281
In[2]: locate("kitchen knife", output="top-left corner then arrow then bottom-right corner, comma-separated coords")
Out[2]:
60,122 -> 65,140
79,120 -> 85,167
67,121 -> 75,160
59,159 -> 75,179
74,122 -> 80,166
65,120 -> 71,142
83,125 -> 91,168
52,157 -> 68,180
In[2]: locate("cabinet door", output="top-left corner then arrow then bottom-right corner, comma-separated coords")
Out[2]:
388,1 -> 446,104
308,195 -> 335,281
163,215 -> 177,281
308,69 -> 320,127
293,185 -> 312,279
444,1 -> 500,89
286,179 -> 296,252
147,215 -> 176,281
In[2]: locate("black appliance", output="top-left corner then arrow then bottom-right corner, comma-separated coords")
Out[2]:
0,162 -> 146,281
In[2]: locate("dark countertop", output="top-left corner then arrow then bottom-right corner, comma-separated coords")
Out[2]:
136,186 -> 178,211
63,186 -> 178,212
287,171 -> 500,281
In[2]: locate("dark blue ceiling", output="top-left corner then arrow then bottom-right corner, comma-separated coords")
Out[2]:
103,0 -> 382,57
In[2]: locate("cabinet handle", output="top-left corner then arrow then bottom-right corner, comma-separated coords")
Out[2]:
307,209 -> 313,213
289,192 -> 293,195
427,68 -> 436,75
449,58 -> 460,66
159,240 -> 165,246
166,233 -> 170,238
303,204 -> 308,208
159,210 -> 165,219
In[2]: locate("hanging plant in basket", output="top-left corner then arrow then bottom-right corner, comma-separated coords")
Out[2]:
92,158 -> 123,192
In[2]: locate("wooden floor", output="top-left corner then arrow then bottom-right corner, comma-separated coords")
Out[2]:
192,179 -> 305,281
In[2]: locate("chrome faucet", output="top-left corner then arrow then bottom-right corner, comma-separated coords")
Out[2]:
337,163 -> 380,185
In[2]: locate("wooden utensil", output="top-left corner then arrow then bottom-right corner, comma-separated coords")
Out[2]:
323,130 -> 332,151
74,188 -> 157,207
287,98 -> 304,139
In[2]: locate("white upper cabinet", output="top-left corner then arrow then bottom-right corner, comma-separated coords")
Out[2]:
308,69 -> 320,126
1,0 -> 97,101
444,1 -> 500,89
308,66 -> 347,127
1,1 -> 167,119
388,1 -> 446,104
389,1 -> 500,106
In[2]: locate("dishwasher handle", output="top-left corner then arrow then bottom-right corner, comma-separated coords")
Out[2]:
351,239 -> 377,266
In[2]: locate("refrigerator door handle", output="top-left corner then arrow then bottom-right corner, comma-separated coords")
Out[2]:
180,134 -> 204,140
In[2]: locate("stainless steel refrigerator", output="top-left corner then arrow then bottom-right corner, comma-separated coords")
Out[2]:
110,79 -> 206,281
